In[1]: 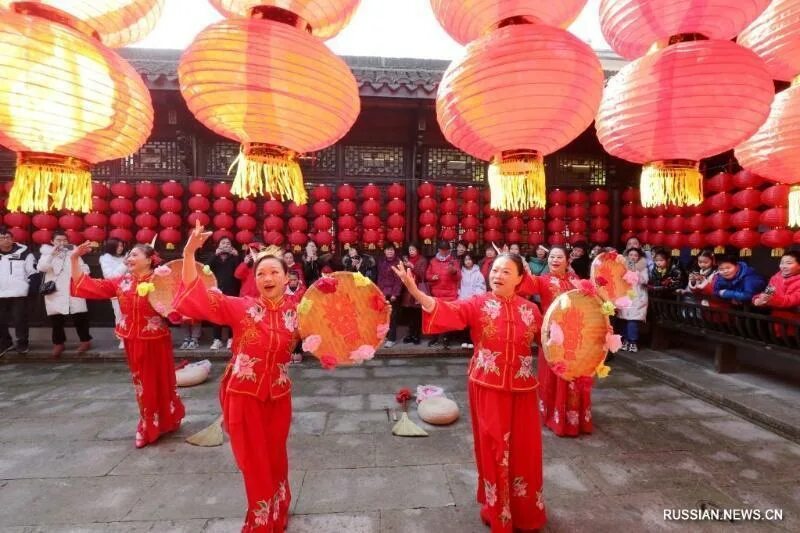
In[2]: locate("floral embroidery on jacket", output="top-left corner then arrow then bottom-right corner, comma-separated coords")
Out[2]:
274,363 -> 290,386
500,504 -> 512,524
283,310 -> 297,332
515,355 -> 534,379
246,304 -> 265,323
482,299 -> 501,319
585,408 -> 592,423
484,480 -> 498,507
232,353 -> 261,382
567,410 -> 579,426
143,316 -> 164,333
536,490 -> 545,510
119,277 -> 133,293
513,477 -> 528,498
475,348 -> 501,375
518,305 -> 535,326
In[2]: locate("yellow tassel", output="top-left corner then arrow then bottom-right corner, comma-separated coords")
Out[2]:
789,185 -> 800,228
671,249 -> 680,257
8,154 -> 92,213
640,160 -> 703,208
691,248 -> 699,256
772,248 -> 784,257
228,143 -> 308,205
714,246 -> 725,254
740,248 -> 752,257
488,151 -> 545,211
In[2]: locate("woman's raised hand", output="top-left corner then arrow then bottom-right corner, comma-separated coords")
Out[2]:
391,262 -> 417,291
184,219 -> 212,255
71,241 -> 93,258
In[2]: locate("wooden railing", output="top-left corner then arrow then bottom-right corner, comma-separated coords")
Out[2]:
648,292 -> 800,354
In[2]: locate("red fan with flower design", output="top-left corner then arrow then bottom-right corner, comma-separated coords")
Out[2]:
540,290 -> 618,381
297,271 -> 391,367
149,259 -> 217,323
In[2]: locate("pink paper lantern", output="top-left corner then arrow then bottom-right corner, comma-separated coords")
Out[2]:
600,0 -> 770,60
436,22 -> 603,210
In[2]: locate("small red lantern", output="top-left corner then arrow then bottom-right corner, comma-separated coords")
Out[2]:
527,219 -> 545,233
388,183 -> 405,199
109,228 -> 133,243
213,213 -> 234,230
312,201 -> 333,217
236,214 -> 257,231
59,213 -> 83,231
705,172 -> 735,193
548,233 -> 566,246
483,228 -> 502,244
160,197 -> 182,214
461,186 -> 479,202
338,228 -> 357,246
311,185 -> 333,202
622,217 -> 636,232
287,201 -> 308,217
462,228 -> 478,244
338,184 -> 357,201
109,198 -> 133,214
762,184 -> 790,208
288,216 -> 308,233
189,180 -> 211,197
362,228 -> 380,249
314,216 -> 333,232
568,220 -> 588,234
213,198 -> 235,215
731,210 -> 762,229
263,199 -> 284,217
84,212 -> 108,228
419,225 -> 436,244
387,227 -> 404,245
136,228 -> 156,244
761,207 -> 789,228
590,204 -> 611,217
33,213 -> 58,230
236,199 -> 257,216
188,212 -> 210,227
161,180 -> 184,198
362,214 -> 382,230
313,229 -> 333,251
761,228 -> 794,256
547,205 -> 567,219
188,196 -> 211,212
110,212 -> 133,228
505,230 -> 521,244
589,189 -> 609,203
387,198 -> 405,215
264,215 -> 284,232
32,229 -> 53,245
568,190 -> 588,204
419,197 -> 437,213
159,227 -> 182,248
361,183 -> 381,201
528,231 -> 545,246
461,215 -> 479,230
213,229 -> 235,243
135,213 -> 158,229
213,182 -> 232,198
440,184 -> 458,200
235,229 -> 255,246
263,230 -> 284,246
417,182 -> 435,198
111,182 -> 134,198
730,229 -> 761,256
590,218 -> 610,231
337,199 -> 357,216
337,214 -> 357,230
462,202 -> 479,216
484,215 -> 502,231
590,229 -> 610,244
136,181 -> 160,198
92,182 -> 110,198
547,218 -> 566,233
135,197 -> 159,214
419,211 -> 437,227
92,197 -> 109,213
548,189 -> 568,205
387,213 -> 405,228
732,189 -> 763,210
705,229 -> 731,253
362,199 -> 381,215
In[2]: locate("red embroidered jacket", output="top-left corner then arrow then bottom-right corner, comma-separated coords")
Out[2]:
517,272 -> 579,313
423,292 -> 542,391
71,272 -> 170,340
174,277 -> 299,401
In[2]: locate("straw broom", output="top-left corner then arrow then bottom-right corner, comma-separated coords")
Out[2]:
392,388 -> 428,437
186,415 -> 224,447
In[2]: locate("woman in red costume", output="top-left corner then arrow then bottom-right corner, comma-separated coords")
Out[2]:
518,246 -> 592,437
70,242 -> 185,448
394,253 -> 546,532
174,221 -> 298,532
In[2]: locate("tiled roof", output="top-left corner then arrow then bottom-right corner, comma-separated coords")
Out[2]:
120,48 -> 622,98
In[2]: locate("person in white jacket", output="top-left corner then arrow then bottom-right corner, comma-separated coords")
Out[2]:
0,226 -> 36,354
99,238 -> 128,350
38,231 -> 92,358
458,253 -> 487,349
617,247 -> 649,353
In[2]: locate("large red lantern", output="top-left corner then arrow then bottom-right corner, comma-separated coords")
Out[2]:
313,229 -> 333,251
730,229 -> 761,256
434,8 -> 603,210
598,0 -> 773,208
0,3 -> 156,213
762,229 -> 794,256
705,229 -> 731,253
179,8 -> 360,204
419,225 -> 437,245
288,230 -> 308,252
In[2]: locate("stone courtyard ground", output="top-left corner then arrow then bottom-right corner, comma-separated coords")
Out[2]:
1,355 -> 799,532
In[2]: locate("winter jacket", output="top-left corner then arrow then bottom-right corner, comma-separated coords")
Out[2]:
207,252 -> 242,296
617,267 -> 649,321
302,257 -> 321,286
342,253 -> 377,282
400,255 -> 429,307
37,245 -> 89,316
0,243 -> 36,298
528,258 -> 548,276
99,253 -> 127,279
426,252 -> 461,301
685,267 -> 716,293
234,261 -> 258,298
377,256 -> 403,299
759,272 -> 800,328
459,265 -> 486,300
648,263 -> 684,293
712,262 -> 767,304
570,256 -> 591,279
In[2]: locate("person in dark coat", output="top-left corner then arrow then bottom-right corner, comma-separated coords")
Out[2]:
207,236 -> 242,349
569,241 -> 591,279
648,248 -> 685,295
400,243 -> 429,345
377,243 -> 403,347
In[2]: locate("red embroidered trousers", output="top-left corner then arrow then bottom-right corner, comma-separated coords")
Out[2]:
221,380 -> 292,533
469,381 -> 547,532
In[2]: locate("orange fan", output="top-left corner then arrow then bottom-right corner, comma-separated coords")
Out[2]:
148,260 -> 217,321
590,251 -> 635,307
541,290 -> 617,380
297,272 -> 391,367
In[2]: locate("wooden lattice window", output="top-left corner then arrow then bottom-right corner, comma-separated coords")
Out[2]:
344,145 -> 404,177
301,146 -> 337,174
205,141 -> 240,176
0,149 -> 15,179
547,154 -> 607,187
426,147 -> 486,182
121,140 -> 188,176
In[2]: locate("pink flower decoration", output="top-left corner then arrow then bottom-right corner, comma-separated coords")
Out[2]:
551,361 -> 567,376
316,276 -> 338,294
416,385 -> 444,404
349,344 -> 375,364
376,323 -> 390,338
302,334 -> 322,353
369,294 -> 387,312
320,355 -> 338,370
547,323 -> 564,346
154,265 -> 172,277
595,276 -> 609,287
607,251 -> 618,259
570,278 -> 597,296
166,311 -> 182,325
614,296 -> 632,308
605,333 -> 623,353
623,271 -> 640,286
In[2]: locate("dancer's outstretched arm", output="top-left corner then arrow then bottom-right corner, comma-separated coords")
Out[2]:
70,241 -> 94,283
392,262 -> 435,312
182,219 -> 212,286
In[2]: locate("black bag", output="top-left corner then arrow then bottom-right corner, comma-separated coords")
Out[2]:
27,272 -> 43,297
39,280 -> 57,296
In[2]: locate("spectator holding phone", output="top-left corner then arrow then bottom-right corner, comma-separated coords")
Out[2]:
37,230 -> 92,358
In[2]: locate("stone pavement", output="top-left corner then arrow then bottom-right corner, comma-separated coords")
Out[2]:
1,357 -> 799,532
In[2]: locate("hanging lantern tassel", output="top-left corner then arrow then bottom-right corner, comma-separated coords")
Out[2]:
488,151 -> 545,211
789,186 -> 800,228
772,248 -> 785,258
8,153 -> 92,213
740,248 -> 752,257
640,160 -> 703,208
229,143 -> 308,205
